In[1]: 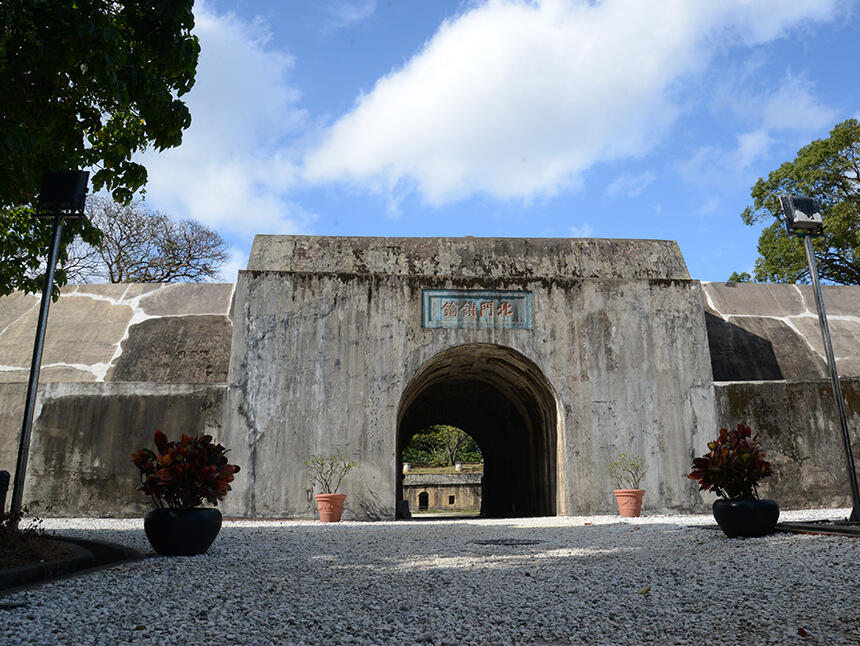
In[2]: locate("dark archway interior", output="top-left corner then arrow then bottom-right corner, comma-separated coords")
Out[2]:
398,344 -> 558,518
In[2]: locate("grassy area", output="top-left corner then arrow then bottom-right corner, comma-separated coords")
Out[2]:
406,462 -> 483,475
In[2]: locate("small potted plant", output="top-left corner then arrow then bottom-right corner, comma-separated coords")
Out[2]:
688,422 -> 779,538
607,453 -> 647,517
305,454 -> 356,522
131,431 -> 240,556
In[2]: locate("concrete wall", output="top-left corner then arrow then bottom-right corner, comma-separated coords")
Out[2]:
0,283 -> 234,516
714,379 -> 860,509
1,382 -> 225,516
703,281 -> 860,510
702,282 -> 860,380
221,236 -> 717,520
0,283 -> 234,383
1,250 -> 857,519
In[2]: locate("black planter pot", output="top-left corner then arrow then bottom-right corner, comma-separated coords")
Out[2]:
712,499 -> 779,538
144,508 -> 222,556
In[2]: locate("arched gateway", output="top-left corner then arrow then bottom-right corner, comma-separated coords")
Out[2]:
398,343 -> 561,517
220,235 -> 716,520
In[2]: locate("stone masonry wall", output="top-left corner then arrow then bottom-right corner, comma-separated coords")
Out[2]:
403,473 -> 483,512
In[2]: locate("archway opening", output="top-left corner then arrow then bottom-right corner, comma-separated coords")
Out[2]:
397,343 -> 561,518
401,424 -> 484,516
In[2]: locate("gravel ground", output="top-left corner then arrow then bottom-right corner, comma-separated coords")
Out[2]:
0,509 -> 858,646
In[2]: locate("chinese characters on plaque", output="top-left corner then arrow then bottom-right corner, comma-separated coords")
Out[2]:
422,290 -> 533,329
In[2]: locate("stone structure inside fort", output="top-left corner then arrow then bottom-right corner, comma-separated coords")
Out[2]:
0,235 -> 858,519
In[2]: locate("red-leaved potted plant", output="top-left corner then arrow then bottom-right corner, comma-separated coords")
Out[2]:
132,431 -> 240,555
688,422 -> 779,538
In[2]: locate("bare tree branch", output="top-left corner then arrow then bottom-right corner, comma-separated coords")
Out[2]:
63,196 -> 229,283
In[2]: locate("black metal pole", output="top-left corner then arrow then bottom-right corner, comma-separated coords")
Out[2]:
9,213 -> 65,516
802,234 -> 860,522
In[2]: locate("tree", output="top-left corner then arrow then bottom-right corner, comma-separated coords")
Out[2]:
65,196 -> 228,283
403,425 -> 482,467
0,0 -> 199,296
738,119 -> 860,285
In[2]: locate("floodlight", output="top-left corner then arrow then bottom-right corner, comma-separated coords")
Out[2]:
36,170 -> 89,218
779,195 -> 823,233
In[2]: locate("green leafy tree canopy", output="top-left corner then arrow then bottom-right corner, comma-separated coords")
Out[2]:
738,119 -> 860,285
0,0 -> 200,297
403,425 -> 482,467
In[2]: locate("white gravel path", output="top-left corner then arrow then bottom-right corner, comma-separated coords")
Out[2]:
0,509 -> 858,645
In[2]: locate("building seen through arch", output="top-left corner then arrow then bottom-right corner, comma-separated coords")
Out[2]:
398,344 -> 558,517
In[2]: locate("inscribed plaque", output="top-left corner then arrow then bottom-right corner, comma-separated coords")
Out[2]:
421,290 -> 533,329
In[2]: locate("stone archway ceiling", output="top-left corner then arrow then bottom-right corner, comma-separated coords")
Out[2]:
398,343 -> 559,517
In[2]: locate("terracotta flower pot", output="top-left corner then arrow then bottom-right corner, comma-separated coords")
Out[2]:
314,493 -> 347,522
613,489 -> 645,517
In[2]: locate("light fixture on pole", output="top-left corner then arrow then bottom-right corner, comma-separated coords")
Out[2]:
780,194 -> 859,522
9,171 -> 89,516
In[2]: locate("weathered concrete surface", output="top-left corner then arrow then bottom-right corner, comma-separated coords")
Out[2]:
3,249 -> 859,519
714,379 -> 860,509
105,315 -> 232,383
703,282 -> 860,380
247,235 -> 692,279
0,283 -> 234,383
0,382 -> 226,517
223,236 -> 716,520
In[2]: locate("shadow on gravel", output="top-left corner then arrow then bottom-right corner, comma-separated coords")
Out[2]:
214,519 -> 716,570
0,536 -> 148,597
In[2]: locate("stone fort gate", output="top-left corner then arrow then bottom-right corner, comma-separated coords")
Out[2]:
220,236 -> 717,519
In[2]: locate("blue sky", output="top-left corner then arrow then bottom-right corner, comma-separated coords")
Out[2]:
135,0 -> 860,283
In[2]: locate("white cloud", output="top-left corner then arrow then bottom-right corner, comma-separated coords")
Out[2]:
606,171 -> 656,198
679,129 -> 774,186
216,247 -> 248,283
138,1 -> 312,237
569,223 -> 594,237
734,129 -> 773,169
760,74 -> 838,131
318,0 -> 377,30
303,0 -> 839,204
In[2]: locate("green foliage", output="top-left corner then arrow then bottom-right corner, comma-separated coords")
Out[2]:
402,425 -> 482,467
687,422 -> 773,500
607,453 -> 647,489
738,119 -> 860,285
0,0 -> 199,296
0,205 -> 102,300
131,431 -> 240,510
727,271 -> 751,283
305,455 -> 356,494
